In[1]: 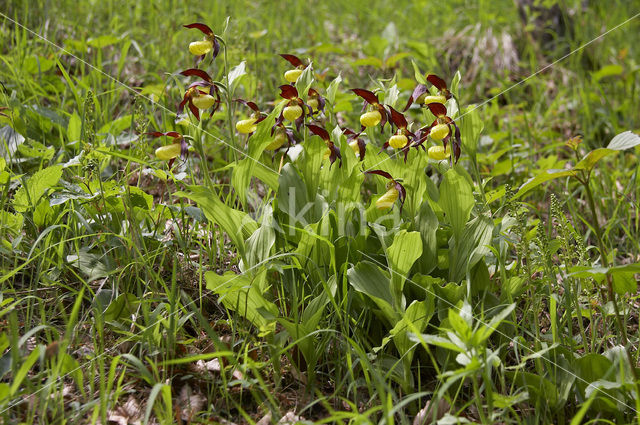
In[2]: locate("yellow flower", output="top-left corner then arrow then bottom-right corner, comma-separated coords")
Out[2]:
236,117 -> 258,134
188,40 -> 213,56
155,143 -> 182,161
191,93 -> 216,110
427,145 -> 451,161
283,105 -> 303,121
388,134 -> 408,149
430,123 -> 450,141
376,187 -> 399,210
284,69 -> 303,83
360,110 -> 382,128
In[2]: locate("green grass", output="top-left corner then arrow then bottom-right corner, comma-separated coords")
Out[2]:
1,0 -> 640,424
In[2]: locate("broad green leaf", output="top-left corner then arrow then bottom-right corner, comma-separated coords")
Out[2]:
243,205 -> 276,270
506,371 -> 559,409
390,299 -> 434,361
205,269 -> 277,332
612,272 -> 636,295
87,35 -> 120,48
439,168 -> 474,239
177,186 -> 257,259
606,130 -> 640,151
13,165 -> 63,212
449,215 -> 493,282
459,106 -> 483,158
415,200 -> 438,274
295,64 -> 315,98
592,64 -> 623,83
387,230 -> 423,309
514,169 -> 575,199
472,303 -> 515,345
227,61 -> 247,95
385,84 -> 400,109
347,261 -> 398,325
411,60 -> 426,84
103,293 -> 139,321
326,73 -> 342,105
573,148 -> 614,172
67,111 -> 82,142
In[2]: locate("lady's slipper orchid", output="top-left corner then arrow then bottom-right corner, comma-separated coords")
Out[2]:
177,68 -> 221,121
343,128 -> 366,160
278,85 -> 307,127
352,89 -> 388,130
235,100 -> 267,135
184,23 -> 220,63
403,74 -> 452,111
306,88 -> 326,116
427,144 -> 451,161
382,107 -> 417,162
413,102 -> 461,163
365,170 -> 406,212
280,54 -> 307,83
146,131 -> 189,168
308,124 -> 342,168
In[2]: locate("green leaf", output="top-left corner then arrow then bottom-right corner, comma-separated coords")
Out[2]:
573,148 -> 614,172
606,130 -> 640,151
0,125 -> 26,159
387,230 -> 422,309
390,299 -> 434,360
243,205 -> 276,270
87,35 -> 120,48
177,186 -> 257,259
326,73 -> 342,105
13,165 -> 63,212
295,64 -> 316,98
592,64 -> 623,83
227,61 -> 247,95
347,261 -> 398,325
411,60 -> 426,84
10,346 -> 41,396
205,269 -> 277,332
449,215 -> 493,282
514,169 -> 575,199
415,200 -> 438,274
67,111 -> 82,142
459,106 -> 483,158
438,168 -> 474,239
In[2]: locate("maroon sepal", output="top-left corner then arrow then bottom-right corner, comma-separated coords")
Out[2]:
344,128 -> 366,161
426,74 -> 447,91
280,54 -> 305,68
395,181 -> 407,212
180,68 -> 213,82
387,106 -> 407,130
184,23 -> 214,36
279,84 -> 299,100
352,88 -> 379,105
403,84 -> 429,111
235,99 -> 261,113
307,124 -> 330,141
426,102 -> 447,117
327,141 -> 342,168
145,131 -> 182,139
365,170 -> 393,180
188,102 -> 200,121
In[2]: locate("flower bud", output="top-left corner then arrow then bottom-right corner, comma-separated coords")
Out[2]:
430,123 -> 450,141
188,40 -> 213,56
360,110 -> 381,128
191,93 -> 216,110
283,105 -> 303,121
155,143 -> 182,160
236,118 -> 258,134
376,187 -> 399,210
427,145 -> 451,161
284,69 -> 303,83
388,134 -> 408,149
